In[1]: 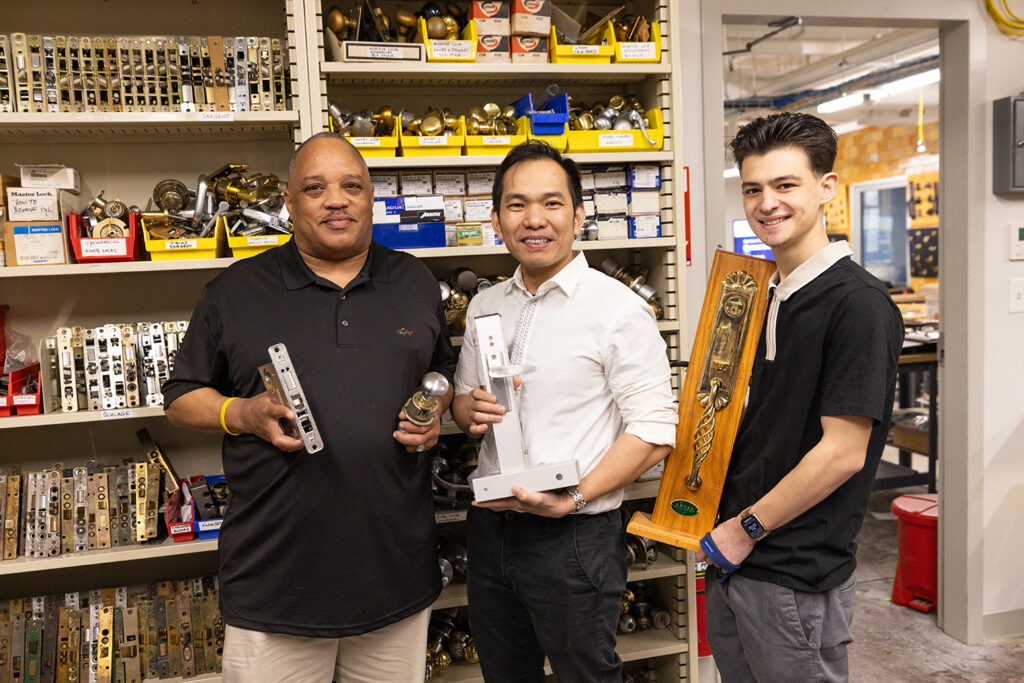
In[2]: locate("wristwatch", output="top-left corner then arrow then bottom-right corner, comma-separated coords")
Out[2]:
566,486 -> 587,513
739,507 -> 770,540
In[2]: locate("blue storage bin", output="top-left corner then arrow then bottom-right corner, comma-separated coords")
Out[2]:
511,92 -> 569,136
373,222 -> 447,249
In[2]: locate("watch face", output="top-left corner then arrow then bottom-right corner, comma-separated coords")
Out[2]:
742,514 -> 765,538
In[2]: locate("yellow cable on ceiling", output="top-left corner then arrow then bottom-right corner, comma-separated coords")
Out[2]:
987,0 -> 1024,36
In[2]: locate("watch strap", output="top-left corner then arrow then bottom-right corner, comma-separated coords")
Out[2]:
566,486 -> 586,513
740,506 -> 769,540
700,532 -> 740,578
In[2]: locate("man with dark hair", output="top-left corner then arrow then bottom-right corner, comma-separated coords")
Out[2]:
451,141 -> 678,681
163,132 -> 453,682
700,112 -> 904,682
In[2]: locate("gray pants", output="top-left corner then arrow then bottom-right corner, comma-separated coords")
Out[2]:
705,570 -> 856,683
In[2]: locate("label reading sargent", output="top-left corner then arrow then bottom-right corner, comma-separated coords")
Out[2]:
671,500 -> 699,517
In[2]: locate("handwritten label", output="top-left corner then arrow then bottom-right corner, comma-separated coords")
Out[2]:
417,136 -> 448,146
12,395 -> 36,406
80,238 -> 128,258
169,523 -> 193,535
429,40 -> 473,60
200,111 -> 234,122
7,188 -> 60,221
351,136 -> 382,146
366,45 -> 405,60
246,235 -> 280,246
598,133 -> 634,148
197,519 -> 223,532
101,409 -> 137,420
164,240 -> 198,250
619,43 -> 657,60
481,136 -> 511,145
571,45 -> 601,55
0,397 -> 7,407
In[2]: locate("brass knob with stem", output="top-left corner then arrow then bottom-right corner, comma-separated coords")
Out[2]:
396,10 -> 417,42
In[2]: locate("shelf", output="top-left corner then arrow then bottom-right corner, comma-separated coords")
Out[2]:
438,628 -> 686,682
0,537 -> 218,578
0,406 -> 164,430
0,258 -> 240,279
144,674 -> 220,683
366,152 -> 673,169
0,111 -> 299,137
405,237 -> 676,259
322,61 -> 670,87
450,320 -> 679,346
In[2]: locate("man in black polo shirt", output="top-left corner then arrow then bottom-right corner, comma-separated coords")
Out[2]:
163,133 -> 453,682
700,113 -> 904,682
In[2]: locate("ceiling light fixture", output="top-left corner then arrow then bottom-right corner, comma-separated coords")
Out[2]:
831,121 -> 866,135
723,167 -> 741,179
817,92 -> 865,114
876,68 -> 940,98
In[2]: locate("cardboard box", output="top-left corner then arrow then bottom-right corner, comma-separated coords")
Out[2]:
629,214 -> 662,239
17,164 -> 81,194
3,220 -> 70,266
370,172 -> 399,197
456,222 -> 483,246
399,170 -> 434,196
629,164 -> 662,189
582,192 -> 595,218
467,170 -> 496,196
476,35 -> 511,62
434,171 -> 467,196
628,190 -> 661,215
597,215 -> 628,240
7,187 -> 61,222
372,195 -> 446,224
578,168 -> 595,192
594,191 -> 628,215
511,36 -> 548,64
0,174 -> 19,204
472,1 -> 511,35
444,198 -> 465,222
373,222 -> 446,249
593,165 -> 629,189
464,196 -> 494,222
511,0 -> 550,36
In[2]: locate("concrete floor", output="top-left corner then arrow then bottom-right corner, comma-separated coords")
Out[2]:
848,485 -> 1024,682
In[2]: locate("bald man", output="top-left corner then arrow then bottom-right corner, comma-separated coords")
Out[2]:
163,133 -> 454,682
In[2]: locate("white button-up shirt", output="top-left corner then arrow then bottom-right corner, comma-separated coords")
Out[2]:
454,252 -> 678,514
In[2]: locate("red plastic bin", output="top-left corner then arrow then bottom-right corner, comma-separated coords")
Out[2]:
891,493 -> 938,612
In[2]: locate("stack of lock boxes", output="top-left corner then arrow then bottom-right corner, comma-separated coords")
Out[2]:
370,169 -> 501,249
582,163 -> 662,240
473,1 -> 550,64
2,165 -> 80,267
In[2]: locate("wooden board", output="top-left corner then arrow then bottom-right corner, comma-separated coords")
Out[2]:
629,249 -> 775,550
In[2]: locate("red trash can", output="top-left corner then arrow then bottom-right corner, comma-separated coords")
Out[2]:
890,493 -> 938,612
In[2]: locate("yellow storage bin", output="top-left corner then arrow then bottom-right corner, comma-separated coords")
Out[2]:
549,24 -> 614,64
142,214 -> 227,261
525,118 -> 568,151
566,107 -> 664,153
344,121 -> 399,158
421,17 -> 478,62
398,114 -> 465,156
606,21 -> 662,63
228,231 -> 292,258
463,115 -> 528,155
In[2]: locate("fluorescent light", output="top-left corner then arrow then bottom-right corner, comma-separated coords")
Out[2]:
817,92 -> 865,114
876,69 -> 940,97
723,167 -> 740,179
832,121 -> 866,135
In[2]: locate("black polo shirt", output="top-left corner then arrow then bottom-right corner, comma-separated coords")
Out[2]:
163,238 -> 453,637
718,243 -> 903,592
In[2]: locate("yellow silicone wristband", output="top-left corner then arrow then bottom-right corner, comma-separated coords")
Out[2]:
219,397 -> 242,436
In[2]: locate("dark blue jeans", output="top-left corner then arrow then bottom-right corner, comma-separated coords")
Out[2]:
466,506 -> 627,683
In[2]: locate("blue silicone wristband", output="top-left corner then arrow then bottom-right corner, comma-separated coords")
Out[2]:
700,532 -> 740,576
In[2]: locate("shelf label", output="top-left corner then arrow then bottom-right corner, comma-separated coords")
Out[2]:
571,45 -> 601,55
598,133 -> 634,147
200,111 -> 235,122
12,395 -> 36,406
197,519 -> 223,532
351,136 -> 382,146
0,397 -> 7,407
429,40 -> 473,60
417,136 -> 448,146
164,240 -> 198,250
101,409 -> 137,420
619,43 -> 657,60
246,236 -> 280,246
481,136 -> 511,145
80,238 -> 128,258
435,509 -> 468,524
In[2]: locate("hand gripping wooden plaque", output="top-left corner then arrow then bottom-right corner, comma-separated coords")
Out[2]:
628,250 -> 775,550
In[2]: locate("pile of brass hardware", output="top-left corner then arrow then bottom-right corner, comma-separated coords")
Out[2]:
569,94 -> 652,134
142,163 -> 290,240
328,102 -> 397,137
425,608 -> 478,680
617,582 -> 671,635
79,190 -> 133,237
612,15 -> 652,42
464,102 -> 518,135
625,533 -> 659,568
599,256 -> 665,319
440,267 -> 507,335
325,1 -> 467,44
402,106 -> 460,136
431,441 -> 477,508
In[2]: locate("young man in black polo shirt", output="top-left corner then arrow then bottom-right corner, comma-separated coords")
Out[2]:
700,113 -> 904,682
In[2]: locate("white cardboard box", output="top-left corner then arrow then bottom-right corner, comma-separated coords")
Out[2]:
6,187 -> 62,222
17,165 -> 81,194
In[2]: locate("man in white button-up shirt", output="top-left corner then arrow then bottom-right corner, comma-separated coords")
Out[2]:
451,142 -> 678,682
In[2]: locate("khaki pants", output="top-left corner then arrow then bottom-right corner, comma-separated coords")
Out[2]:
221,607 -> 431,683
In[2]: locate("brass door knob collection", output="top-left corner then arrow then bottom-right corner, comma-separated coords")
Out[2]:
324,2 -> 468,44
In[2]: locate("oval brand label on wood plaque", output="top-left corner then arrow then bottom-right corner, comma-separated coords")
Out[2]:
671,500 -> 699,517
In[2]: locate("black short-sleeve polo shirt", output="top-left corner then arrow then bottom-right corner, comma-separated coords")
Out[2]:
719,254 -> 904,592
163,239 -> 453,637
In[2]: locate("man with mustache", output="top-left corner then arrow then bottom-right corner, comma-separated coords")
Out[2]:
163,133 -> 453,682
